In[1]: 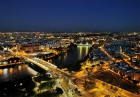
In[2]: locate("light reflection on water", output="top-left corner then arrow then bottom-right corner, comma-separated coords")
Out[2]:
0,65 -> 27,76
85,46 -> 88,56
0,69 -> 2,75
0,64 -> 37,82
18,65 -> 22,71
3,68 -> 8,76
64,52 -> 67,61
9,68 -> 14,74
79,46 -> 82,60
48,46 -> 91,67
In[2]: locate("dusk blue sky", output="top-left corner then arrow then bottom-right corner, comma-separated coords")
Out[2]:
0,0 -> 140,32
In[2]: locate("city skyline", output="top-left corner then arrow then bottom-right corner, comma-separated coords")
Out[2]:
0,0 -> 140,32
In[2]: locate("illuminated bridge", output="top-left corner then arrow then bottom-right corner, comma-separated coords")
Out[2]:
24,57 -> 71,77
76,43 -> 92,46
76,40 -> 93,46
8,49 -> 71,77
76,42 -> 93,46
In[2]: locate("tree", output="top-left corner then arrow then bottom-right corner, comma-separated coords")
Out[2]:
55,87 -> 63,94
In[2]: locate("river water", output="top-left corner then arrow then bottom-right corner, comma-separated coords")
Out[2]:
48,46 -> 91,67
0,64 -> 37,82
0,46 -> 91,82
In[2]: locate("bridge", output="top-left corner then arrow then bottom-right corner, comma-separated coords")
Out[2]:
76,43 -> 92,46
76,41 -> 93,46
24,57 -> 71,77
8,49 -> 71,77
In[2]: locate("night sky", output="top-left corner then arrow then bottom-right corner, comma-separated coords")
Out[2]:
0,0 -> 140,32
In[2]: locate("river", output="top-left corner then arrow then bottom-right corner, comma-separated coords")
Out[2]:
0,46 -> 91,82
48,45 -> 91,67
0,64 -> 37,82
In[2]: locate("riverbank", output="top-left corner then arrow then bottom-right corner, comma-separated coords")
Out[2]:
35,43 -> 92,72
37,43 -> 77,60
0,62 -> 23,68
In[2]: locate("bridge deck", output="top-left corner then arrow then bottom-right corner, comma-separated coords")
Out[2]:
24,57 -> 71,77
76,44 -> 92,46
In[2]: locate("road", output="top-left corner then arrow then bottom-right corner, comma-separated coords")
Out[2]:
99,44 -> 122,62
